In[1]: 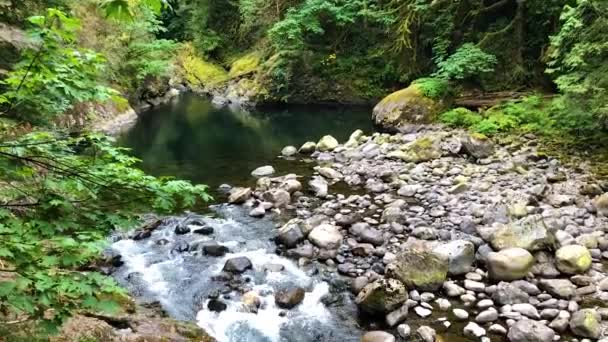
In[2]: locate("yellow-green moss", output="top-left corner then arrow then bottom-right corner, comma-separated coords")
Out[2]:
177,44 -> 229,89
229,52 -> 261,78
373,84 -> 446,127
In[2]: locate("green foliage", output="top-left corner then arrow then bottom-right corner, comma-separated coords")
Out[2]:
440,107 -> 482,127
0,132 -> 211,328
0,9 -> 116,123
412,77 -> 450,99
100,0 -> 167,21
546,0 -> 608,126
433,43 -> 498,81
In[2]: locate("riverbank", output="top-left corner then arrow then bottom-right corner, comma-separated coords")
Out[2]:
107,121 -> 608,341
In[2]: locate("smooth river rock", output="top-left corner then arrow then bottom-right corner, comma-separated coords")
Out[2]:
555,244 -> 592,274
308,224 -> 343,249
507,319 -> 555,342
486,248 -> 534,281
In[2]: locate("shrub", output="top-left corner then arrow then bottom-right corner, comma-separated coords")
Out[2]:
412,77 -> 450,99
433,43 -> 497,81
440,107 -> 482,127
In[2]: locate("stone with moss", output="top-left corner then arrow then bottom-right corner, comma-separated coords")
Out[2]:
177,44 -> 228,90
461,133 -> 494,159
355,278 -> 408,314
569,309 -> 601,339
372,83 -> 447,131
490,215 -> 554,252
317,135 -> 339,152
555,245 -> 592,275
385,248 -> 448,291
388,134 -> 443,163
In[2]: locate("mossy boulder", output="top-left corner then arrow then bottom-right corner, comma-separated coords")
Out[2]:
461,133 -> 495,159
387,134 -> 443,163
355,278 -> 408,314
569,309 -> 602,339
372,84 -> 446,131
490,215 -> 555,252
385,248 -> 448,291
555,245 -> 592,275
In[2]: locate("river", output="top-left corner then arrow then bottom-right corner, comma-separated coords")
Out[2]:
112,94 -> 374,342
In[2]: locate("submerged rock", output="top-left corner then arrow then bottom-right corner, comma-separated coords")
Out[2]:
386,248 -> 448,291
207,299 -> 227,312
251,165 -> 275,178
203,243 -> 229,257
356,278 -> 408,314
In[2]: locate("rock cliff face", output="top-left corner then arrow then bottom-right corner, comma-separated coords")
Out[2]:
0,23 -> 29,74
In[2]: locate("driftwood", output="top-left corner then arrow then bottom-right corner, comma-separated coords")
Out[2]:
454,91 -> 553,109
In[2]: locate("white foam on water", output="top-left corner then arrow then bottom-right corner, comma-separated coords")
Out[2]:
111,239 -> 172,299
196,247 -> 334,342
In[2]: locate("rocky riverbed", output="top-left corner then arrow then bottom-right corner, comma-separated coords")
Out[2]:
112,125 -> 608,342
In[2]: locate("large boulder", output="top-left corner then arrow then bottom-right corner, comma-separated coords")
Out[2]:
308,224 -> 343,249
507,319 -> 555,342
386,248 -> 448,291
433,240 -> 475,276
569,309 -> 602,339
486,248 -> 534,281
490,215 -> 554,252
372,84 -> 445,131
387,134 -> 443,163
356,278 -> 408,314
555,245 -> 592,275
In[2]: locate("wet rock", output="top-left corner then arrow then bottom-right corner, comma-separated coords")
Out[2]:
174,224 -> 191,235
277,219 -> 305,248
538,279 -> 576,299
490,215 -> 554,251
416,325 -> 436,342
433,240 -> 475,276
361,331 -> 395,342
241,291 -> 261,312
317,135 -> 339,152
251,165 -> 275,178
555,244 -> 592,274
275,287 -> 305,309
386,304 -> 409,327
171,241 -> 189,253
356,278 -> 408,314
358,227 -> 385,246
193,226 -> 214,235
203,243 -> 229,257
228,187 -> 252,204
281,146 -> 297,157
475,308 -> 498,323
249,205 -> 266,217
262,189 -> 291,208
569,309 -> 601,338
207,299 -> 227,312
309,176 -> 329,198
453,308 -> 469,320
386,248 -> 448,291
299,141 -> 317,154
397,324 -> 411,338
308,224 -> 343,249
461,133 -> 494,159
507,319 -> 555,342
487,248 -> 534,281
279,179 -> 302,194
352,276 -> 369,294
223,257 -> 253,273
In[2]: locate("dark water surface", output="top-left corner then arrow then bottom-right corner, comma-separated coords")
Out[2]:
119,93 -> 373,195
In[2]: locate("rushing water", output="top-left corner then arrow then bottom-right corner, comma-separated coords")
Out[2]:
113,94 -> 372,341
118,93 -> 372,195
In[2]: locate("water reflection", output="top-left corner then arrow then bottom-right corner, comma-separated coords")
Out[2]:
119,93 -> 373,193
